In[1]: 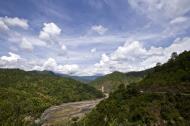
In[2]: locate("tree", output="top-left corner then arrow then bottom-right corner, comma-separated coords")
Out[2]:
171,52 -> 178,60
156,62 -> 161,66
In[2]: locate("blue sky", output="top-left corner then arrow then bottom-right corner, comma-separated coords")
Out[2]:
0,0 -> 190,75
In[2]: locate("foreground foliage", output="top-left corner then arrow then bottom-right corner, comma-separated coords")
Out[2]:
0,69 -> 103,125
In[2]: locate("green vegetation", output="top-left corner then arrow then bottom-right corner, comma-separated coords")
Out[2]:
91,69 -> 151,93
91,71 -> 130,93
76,86 -> 190,126
139,51 -> 190,93
0,69 -> 103,125
75,51 -> 190,126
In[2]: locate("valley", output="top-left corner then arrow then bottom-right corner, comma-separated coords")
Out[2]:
0,1 -> 190,126
0,51 -> 190,126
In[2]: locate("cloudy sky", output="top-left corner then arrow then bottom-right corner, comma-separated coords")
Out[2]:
0,0 -> 190,76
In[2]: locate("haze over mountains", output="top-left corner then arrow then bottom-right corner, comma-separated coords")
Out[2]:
56,73 -> 102,83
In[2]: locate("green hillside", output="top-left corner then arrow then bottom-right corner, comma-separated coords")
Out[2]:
91,69 -> 151,93
76,51 -> 190,126
0,69 -> 103,126
139,51 -> 190,93
77,86 -> 190,126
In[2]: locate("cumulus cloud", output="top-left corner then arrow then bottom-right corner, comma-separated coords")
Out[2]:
0,52 -> 79,75
42,58 -> 57,70
57,64 -> 79,74
0,16 -> 28,30
91,25 -> 108,35
111,41 -> 147,61
94,37 -> 190,74
1,36 -> 190,76
1,52 -> 21,62
33,57 -> 79,75
39,22 -> 61,40
0,52 -> 22,68
99,53 -> 109,64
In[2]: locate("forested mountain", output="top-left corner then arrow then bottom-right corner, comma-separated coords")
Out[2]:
90,69 -> 152,93
0,69 -> 103,125
75,51 -> 190,126
139,51 -> 190,93
126,68 -> 154,78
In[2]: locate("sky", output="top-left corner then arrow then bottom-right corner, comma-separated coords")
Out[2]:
0,0 -> 190,76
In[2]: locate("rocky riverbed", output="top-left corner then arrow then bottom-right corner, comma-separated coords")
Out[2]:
39,98 -> 104,126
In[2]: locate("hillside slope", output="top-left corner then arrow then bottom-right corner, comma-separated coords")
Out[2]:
139,51 -> 190,93
0,69 -> 103,125
76,51 -> 190,126
91,69 -> 151,93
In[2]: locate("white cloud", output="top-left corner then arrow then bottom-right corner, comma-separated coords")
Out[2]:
94,37 -> 190,74
94,53 -> 112,74
111,41 -> 147,61
0,53 -> 80,75
0,52 -> 22,68
39,22 -> 61,40
126,0 -> 190,43
170,16 -> 188,24
33,57 -> 79,75
0,16 -> 28,30
95,53 -> 110,67
101,53 -> 109,63
43,58 -> 57,70
1,52 -> 21,62
91,25 -> 108,35
90,48 -> 96,53
128,0 -> 190,23
20,38 -> 33,51
1,36 -> 189,76
0,20 -> 9,30
57,64 -> 79,74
